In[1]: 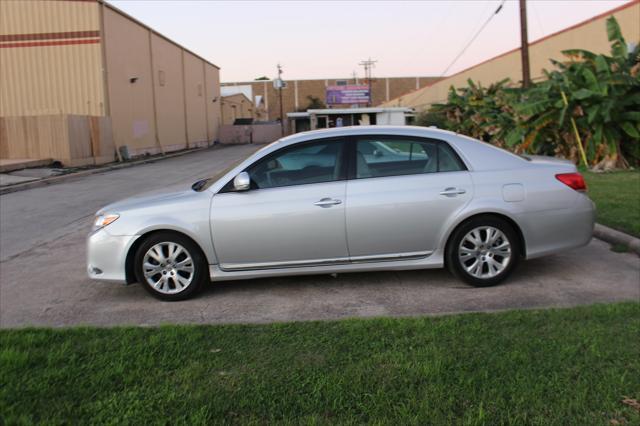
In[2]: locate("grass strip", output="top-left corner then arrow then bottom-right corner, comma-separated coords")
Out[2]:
584,170 -> 640,237
1,302 -> 639,424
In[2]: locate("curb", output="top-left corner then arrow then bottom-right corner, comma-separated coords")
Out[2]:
593,223 -> 640,255
0,146 -> 217,195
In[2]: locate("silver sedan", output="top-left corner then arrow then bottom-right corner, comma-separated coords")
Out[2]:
87,126 -> 595,300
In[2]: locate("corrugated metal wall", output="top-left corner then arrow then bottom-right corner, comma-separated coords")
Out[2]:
1,0 -> 222,156
204,62 -> 221,141
150,33 -> 188,150
103,5 -> 158,154
0,0 -> 105,116
102,4 -> 221,154
183,50 -> 208,145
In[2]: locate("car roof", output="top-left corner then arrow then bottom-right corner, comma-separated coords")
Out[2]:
205,125 -> 530,193
277,125 -> 457,146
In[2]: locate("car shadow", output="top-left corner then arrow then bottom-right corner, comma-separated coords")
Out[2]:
200,253 -> 572,298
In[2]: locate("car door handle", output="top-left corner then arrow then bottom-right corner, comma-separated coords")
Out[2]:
314,198 -> 342,207
439,187 -> 466,197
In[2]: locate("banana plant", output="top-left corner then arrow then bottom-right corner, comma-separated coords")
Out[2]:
419,16 -> 640,169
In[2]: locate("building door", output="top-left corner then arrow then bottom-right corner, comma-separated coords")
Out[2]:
317,116 -> 329,128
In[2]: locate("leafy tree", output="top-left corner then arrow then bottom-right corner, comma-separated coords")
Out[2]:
510,16 -> 640,168
421,16 -> 640,169
429,78 -> 518,147
254,76 -> 269,81
301,95 -> 326,111
415,110 -> 448,129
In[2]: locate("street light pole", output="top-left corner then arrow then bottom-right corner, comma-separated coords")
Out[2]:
277,63 -> 285,136
519,0 -> 531,87
359,58 -> 377,106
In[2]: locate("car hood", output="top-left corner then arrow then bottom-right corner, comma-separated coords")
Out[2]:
98,188 -> 211,214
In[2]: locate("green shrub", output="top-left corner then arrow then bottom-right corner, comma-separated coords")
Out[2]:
422,16 -> 640,168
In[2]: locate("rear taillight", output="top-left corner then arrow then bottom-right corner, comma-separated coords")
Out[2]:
556,173 -> 587,192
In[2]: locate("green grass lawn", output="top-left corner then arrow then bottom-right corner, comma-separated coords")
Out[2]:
2,303 -> 639,424
584,170 -> 640,237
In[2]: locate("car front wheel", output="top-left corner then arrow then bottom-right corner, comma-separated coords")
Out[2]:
134,232 -> 207,301
446,217 -> 520,287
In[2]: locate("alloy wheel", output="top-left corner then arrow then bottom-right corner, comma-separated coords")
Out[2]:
142,242 -> 195,294
458,226 -> 512,279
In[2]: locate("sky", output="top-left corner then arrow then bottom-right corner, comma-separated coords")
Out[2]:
107,0 -> 632,82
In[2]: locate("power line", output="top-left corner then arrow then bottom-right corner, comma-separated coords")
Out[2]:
439,0 -> 506,77
530,0 -> 545,37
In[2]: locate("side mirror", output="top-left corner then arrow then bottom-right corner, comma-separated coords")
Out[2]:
233,172 -> 250,191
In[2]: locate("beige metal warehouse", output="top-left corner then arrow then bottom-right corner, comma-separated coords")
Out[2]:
0,0 -> 222,167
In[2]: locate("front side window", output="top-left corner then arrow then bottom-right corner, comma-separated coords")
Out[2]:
355,137 -> 465,178
247,139 -> 345,189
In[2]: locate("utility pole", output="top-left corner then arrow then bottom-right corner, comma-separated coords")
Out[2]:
519,0 -> 531,87
352,70 -> 358,84
276,63 -> 284,136
359,58 -> 377,106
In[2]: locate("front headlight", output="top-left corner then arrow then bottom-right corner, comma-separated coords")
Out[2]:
92,213 -> 120,231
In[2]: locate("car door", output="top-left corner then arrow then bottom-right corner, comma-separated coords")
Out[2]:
346,135 -> 473,260
210,138 -> 349,271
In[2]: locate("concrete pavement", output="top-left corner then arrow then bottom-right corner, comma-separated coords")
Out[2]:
1,145 -> 638,327
0,144 -> 259,262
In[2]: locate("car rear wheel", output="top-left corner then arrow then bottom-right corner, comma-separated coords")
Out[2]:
446,217 -> 520,287
134,232 -> 207,301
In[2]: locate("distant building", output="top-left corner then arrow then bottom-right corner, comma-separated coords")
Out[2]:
382,1 -> 640,110
221,93 -> 268,125
1,0 -> 221,166
287,107 -> 414,134
221,76 -> 439,123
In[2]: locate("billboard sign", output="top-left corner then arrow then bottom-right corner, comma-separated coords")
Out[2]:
326,85 -> 370,105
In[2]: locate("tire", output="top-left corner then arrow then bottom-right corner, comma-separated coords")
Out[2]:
134,232 -> 208,301
446,216 -> 520,287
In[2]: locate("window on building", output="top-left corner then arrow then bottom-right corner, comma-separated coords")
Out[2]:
158,70 -> 166,87
335,80 -> 348,86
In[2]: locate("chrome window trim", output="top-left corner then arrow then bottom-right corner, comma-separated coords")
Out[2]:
350,134 -> 468,181
219,136 -> 349,193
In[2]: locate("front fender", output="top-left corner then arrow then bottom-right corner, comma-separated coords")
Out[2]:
127,219 -> 218,265
102,193 -> 218,265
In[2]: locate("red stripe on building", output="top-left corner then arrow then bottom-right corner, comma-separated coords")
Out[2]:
0,30 -> 100,42
0,38 -> 100,48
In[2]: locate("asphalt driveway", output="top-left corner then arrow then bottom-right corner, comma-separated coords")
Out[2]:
0,145 -> 638,327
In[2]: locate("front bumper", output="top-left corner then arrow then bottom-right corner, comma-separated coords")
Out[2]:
87,229 -> 139,283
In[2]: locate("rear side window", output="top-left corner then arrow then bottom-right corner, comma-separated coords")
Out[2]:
355,137 -> 465,179
438,143 -> 466,172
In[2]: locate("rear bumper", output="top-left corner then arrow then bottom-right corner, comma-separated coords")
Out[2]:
86,229 -> 139,283
519,195 -> 595,259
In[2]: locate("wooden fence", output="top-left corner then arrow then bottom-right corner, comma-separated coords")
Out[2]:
0,115 -> 115,167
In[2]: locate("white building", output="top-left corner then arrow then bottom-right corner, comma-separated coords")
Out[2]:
287,107 -> 413,133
